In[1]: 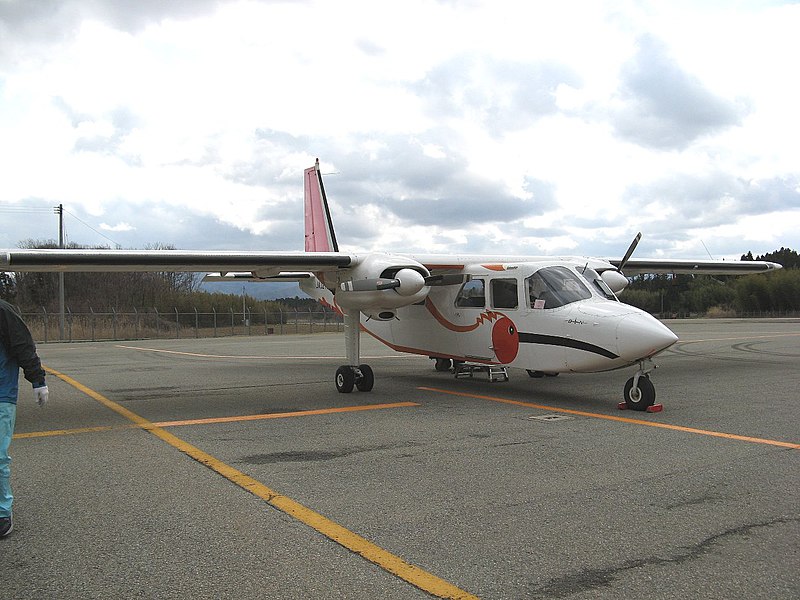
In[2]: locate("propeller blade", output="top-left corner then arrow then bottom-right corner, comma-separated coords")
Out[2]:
618,232 -> 642,272
341,278 -> 400,292
424,274 -> 471,286
341,269 -> 428,295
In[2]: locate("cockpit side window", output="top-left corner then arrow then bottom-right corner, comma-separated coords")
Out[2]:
526,266 -> 592,309
579,267 -> 619,301
455,278 -> 486,308
491,278 -> 518,309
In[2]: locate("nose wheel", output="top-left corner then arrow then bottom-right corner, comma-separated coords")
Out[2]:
623,374 -> 656,409
621,359 -> 662,412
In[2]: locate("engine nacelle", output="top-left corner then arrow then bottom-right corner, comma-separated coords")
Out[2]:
335,254 -> 430,311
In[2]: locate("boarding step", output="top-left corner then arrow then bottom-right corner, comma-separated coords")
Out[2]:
454,363 -> 509,383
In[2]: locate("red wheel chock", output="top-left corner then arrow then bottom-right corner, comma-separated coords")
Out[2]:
617,402 -> 663,413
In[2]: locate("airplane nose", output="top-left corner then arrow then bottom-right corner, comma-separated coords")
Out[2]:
616,312 -> 678,361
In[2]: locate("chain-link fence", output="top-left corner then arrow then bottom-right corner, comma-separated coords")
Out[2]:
18,306 -> 800,343
22,307 -> 343,343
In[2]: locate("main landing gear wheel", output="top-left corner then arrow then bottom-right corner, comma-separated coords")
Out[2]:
623,375 -> 656,410
435,358 -> 453,372
335,366 -> 355,393
356,364 -> 374,392
335,365 -> 375,393
527,370 -> 559,378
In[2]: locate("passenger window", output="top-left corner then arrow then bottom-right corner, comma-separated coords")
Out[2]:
455,279 -> 486,308
491,278 -> 518,309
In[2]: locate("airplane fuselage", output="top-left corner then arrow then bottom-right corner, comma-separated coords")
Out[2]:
302,261 -> 678,375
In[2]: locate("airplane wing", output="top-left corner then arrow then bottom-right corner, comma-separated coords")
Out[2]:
3,249 -> 781,278
1,249 -> 351,275
608,258 -> 782,275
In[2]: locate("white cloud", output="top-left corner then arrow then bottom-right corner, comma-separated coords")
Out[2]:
99,221 -> 135,232
0,0 -> 798,261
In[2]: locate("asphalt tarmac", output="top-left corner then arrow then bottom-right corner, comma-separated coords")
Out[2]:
2,318 -> 798,599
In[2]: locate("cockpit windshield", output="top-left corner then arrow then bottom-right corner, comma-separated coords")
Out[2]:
526,266 -> 592,309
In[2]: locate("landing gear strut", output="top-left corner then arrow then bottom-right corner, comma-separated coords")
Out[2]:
622,359 -> 657,411
335,309 -> 374,393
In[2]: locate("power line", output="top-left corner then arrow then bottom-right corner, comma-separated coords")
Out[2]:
61,208 -> 123,248
2,203 -> 123,248
0,206 -> 53,213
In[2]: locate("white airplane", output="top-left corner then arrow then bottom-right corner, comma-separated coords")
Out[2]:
2,160 -> 781,411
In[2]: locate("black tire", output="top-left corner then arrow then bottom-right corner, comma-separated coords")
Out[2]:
335,366 -> 355,393
623,375 -> 656,410
435,358 -> 453,372
527,370 -> 545,378
356,364 -> 374,392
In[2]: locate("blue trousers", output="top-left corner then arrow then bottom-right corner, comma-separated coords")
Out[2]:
0,402 -> 16,518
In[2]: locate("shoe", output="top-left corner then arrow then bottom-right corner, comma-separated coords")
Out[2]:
0,515 -> 12,538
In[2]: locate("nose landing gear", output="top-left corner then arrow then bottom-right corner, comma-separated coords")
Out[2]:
620,359 -> 663,412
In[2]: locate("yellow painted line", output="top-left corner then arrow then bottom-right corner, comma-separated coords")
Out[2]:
42,366 -> 476,599
115,344 -> 410,360
14,402 -> 420,439
151,402 -> 419,428
14,425 -> 117,439
419,386 -> 800,450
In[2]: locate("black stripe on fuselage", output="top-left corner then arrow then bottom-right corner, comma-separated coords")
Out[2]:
518,332 -> 619,359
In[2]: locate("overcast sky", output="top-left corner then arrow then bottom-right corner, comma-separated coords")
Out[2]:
1,0 -> 798,262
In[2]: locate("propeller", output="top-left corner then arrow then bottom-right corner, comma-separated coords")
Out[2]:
340,270 -> 468,296
601,232 -> 641,294
424,273 -> 471,286
342,278 -> 402,292
341,268 -> 427,296
618,232 -> 641,273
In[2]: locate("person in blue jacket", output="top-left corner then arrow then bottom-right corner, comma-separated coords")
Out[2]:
1,299 -> 48,538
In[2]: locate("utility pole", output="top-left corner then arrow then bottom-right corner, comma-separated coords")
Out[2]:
55,204 -> 65,340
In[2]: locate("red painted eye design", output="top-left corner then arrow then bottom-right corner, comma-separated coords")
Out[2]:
491,316 -> 519,363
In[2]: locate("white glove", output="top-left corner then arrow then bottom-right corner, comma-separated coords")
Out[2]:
33,385 -> 49,407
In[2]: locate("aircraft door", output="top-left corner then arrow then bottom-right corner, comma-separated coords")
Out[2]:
452,278 -> 492,361
488,277 -> 521,364
520,270 -> 568,371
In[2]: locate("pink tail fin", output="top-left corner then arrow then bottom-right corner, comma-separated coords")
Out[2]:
304,159 -> 339,252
